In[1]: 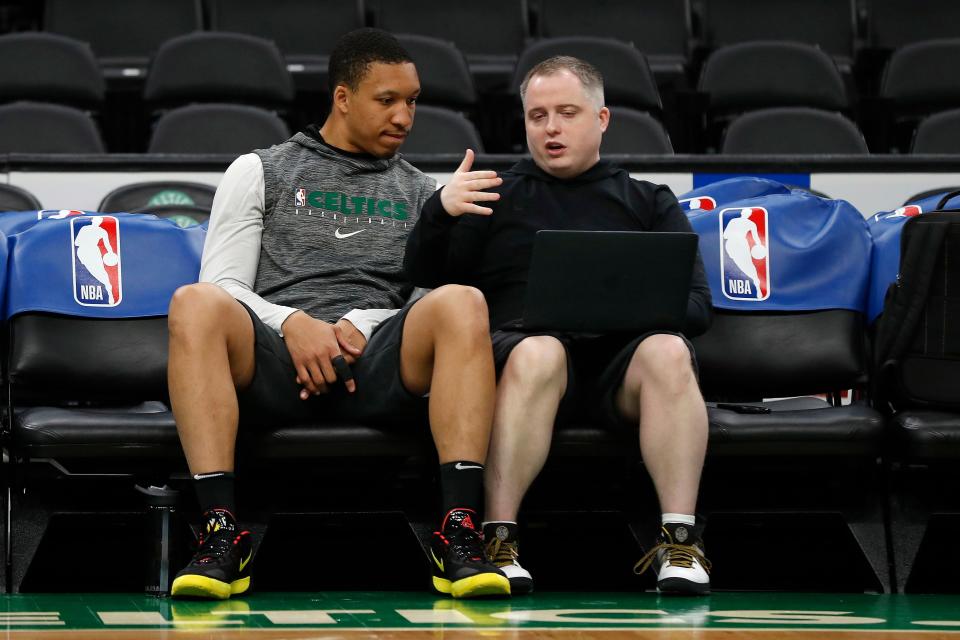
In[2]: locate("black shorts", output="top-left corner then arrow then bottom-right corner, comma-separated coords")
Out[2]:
236,301 -> 427,428
491,329 -> 698,428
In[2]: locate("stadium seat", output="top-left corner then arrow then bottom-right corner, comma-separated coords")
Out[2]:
721,107 -> 868,155
143,32 -> 294,106
0,184 -> 41,211
43,0 -> 201,77
600,107 -> 673,155
402,105 -> 484,154
147,104 -> 291,154
698,41 -> 848,151
699,41 -> 848,113
872,209 -> 960,592
880,39 -> 960,152
395,34 -> 477,108
207,0 -> 363,92
700,0 -> 856,69
865,0 -> 960,51
912,109 -> 960,154
512,38 -> 661,112
0,102 -> 105,153
0,32 -> 103,106
533,0 -> 691,75
370,0 -> 529,90
99,181 -> 217,227
881,39 -> 960,111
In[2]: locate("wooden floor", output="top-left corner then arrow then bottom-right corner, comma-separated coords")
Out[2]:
2,592 -> 960,638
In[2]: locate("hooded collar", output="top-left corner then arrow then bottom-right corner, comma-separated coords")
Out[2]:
509,157 -> 622,184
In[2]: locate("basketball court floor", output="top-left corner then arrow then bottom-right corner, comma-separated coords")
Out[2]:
1,591 -> 959,638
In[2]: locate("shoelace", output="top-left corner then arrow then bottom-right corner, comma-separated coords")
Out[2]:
193,527 -> 236,564
633,542 -> 712,576
445,526 -> 485,563
485,537 -> 519,566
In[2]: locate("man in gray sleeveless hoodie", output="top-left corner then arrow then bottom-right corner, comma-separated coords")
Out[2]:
166,29 -> 509,600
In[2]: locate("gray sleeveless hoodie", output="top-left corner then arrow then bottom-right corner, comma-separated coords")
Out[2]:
253,129 -> 436,323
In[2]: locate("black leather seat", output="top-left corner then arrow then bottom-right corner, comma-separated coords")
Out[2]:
535,0 -> 691,76
721,107 -> 868,155
601,108 -> 673,155
0,184 -> 41,211
402,105 -> 484,154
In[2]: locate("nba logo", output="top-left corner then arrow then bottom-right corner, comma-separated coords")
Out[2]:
893,205 -> 922,218
71,215 -> 122,307
679,196 -> 717,212
38,209 -> 84,220
719,207 -> 770,301
295,188 -> 306,208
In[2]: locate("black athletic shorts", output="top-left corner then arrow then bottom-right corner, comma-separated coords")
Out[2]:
491,329 -> 698,428
236,301 -> 427,428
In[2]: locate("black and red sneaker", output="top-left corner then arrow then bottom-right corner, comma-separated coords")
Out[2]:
429,508 -> 510,598
171,509 -> 253,599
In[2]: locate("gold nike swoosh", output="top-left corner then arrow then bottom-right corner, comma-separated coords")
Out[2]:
430,550 -> 444,572
239,552 -> 252,572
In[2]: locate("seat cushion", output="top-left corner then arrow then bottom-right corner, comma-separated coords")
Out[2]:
893,410 -> 960,460
14,402 -> 180,458
707,399 -> 885,456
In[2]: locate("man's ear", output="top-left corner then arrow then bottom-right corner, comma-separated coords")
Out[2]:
332,84 -> 351,115
598,106 -> 610,133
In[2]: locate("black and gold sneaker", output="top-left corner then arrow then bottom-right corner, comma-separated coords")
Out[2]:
430,508 -> 511,598
483,521 -> 533,595
171,509 -> 252,600
634,522 -> 711,595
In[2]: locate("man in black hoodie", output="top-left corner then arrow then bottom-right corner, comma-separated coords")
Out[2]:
405,56 -> 713,595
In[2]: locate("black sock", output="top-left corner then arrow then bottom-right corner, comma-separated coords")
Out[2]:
439,461 -> 484,525
193,471 -> 236,516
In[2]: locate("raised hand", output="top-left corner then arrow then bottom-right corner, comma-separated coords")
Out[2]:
439,149 -> 502,217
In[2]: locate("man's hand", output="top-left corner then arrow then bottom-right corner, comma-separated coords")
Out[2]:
281,311 -> 363,398
334,318 -> 367,365
439,148 -> 502,217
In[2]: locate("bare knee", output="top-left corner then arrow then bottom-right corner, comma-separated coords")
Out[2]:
501,336 -> 568,394
423,284 -> 490,337
168,283 -> 236,342
625,334 -> 694,394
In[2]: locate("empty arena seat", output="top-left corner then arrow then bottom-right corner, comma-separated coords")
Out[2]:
686,189 -> 888,590
402,105 -> 484,154
0,184 -> 41,211
0,102 -> 105,153
99,181 -> 216,227
0,32 -> 104,106
533,0 -> 691,75
371,0 -> 528,89
721,108 -> 868,155
395,34 -> 477,108
43,0 -> 201,75
881,39 -> 960,111
865,0 -> 960,51
208,0 -> 363,90
513,38 -> 661,111
699,41 -> 848,113
143,32 -> 294,106
147,104 -> 291,154
880,39 -> 960,152
600,107 -> 673,155
912,109 -> 960,153
701,0 -> 856,68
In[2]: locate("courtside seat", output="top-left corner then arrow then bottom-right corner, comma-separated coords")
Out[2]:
892,411 -> 960,460
251,424 -> 431,460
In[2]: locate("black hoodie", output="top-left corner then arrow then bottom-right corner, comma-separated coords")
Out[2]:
404,158 -> 712,335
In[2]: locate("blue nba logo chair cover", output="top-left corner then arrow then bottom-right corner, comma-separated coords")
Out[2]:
686,184 -> 888,591
2,212 -> 204,593
868,191 -> 960,593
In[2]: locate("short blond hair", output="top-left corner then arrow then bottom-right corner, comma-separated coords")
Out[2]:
519,55 -> 605,110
